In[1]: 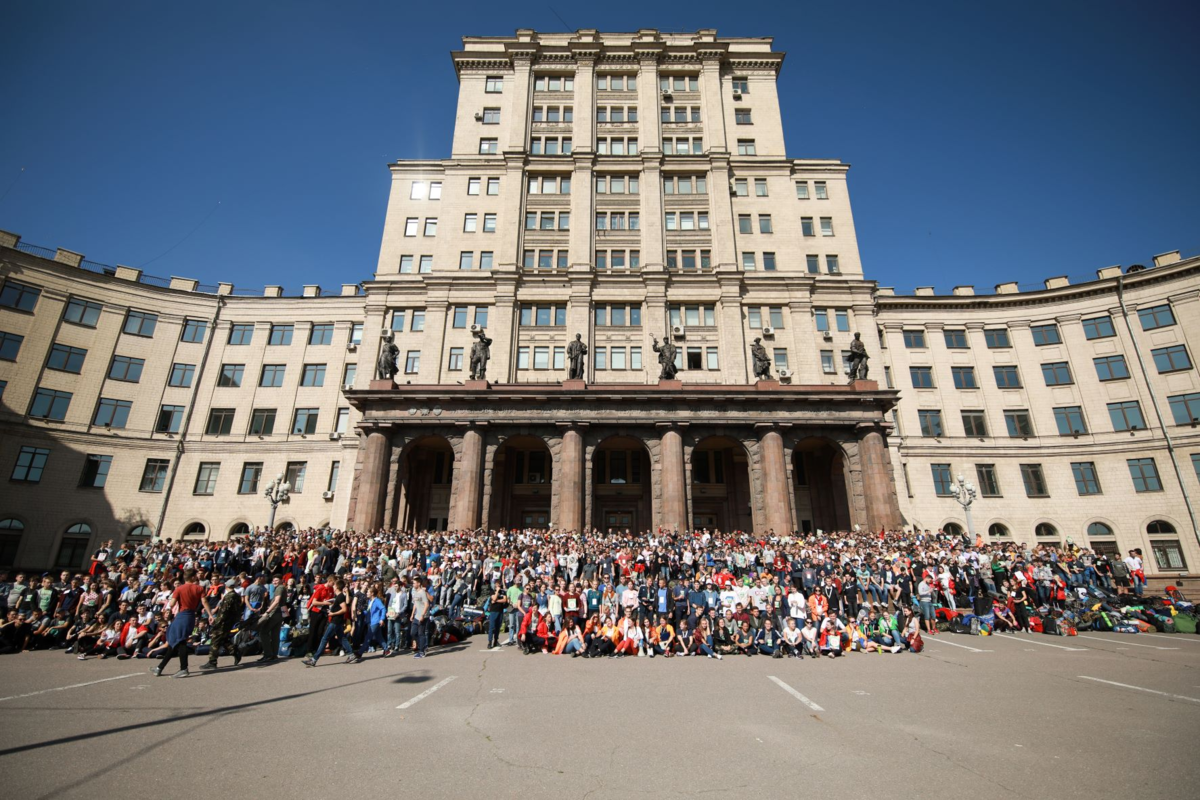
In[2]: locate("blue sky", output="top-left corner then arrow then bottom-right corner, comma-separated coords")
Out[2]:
2,1 -> 1197,294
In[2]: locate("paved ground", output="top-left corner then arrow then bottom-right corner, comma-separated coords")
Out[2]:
1,630 -> 1198,798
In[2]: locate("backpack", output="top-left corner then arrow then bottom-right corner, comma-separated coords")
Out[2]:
1029,616 -> 1044,634
952,619 -> 972,635
1042,617 -> 1061,635
1094,612 -> 1113,632
1158,616 -> 1176,634
1172,613 -> 1197,634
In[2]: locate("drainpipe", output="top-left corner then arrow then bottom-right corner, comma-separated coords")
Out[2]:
1116,274 -> 1200,550
153,294 -> 225,540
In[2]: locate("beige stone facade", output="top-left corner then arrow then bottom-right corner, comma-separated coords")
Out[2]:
0,29 -> 1197,577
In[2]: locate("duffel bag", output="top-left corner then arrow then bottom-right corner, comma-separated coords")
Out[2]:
1172,613 -> 1197,634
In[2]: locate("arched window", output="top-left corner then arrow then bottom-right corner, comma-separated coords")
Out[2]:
275,521 -> 295,533
942,522 -> 964,537
56,523 -> 93,569
988,523 -> 1010,538
1086,522 -> 1114,538
0,519 -> 23,568
1035,522 -> 1058,538
66,522 -> 92,536
127,525 -> 152,539
229,522 -> 251,537
0,518 -> 23,531
182,522 -> 206,538
1147,520 -> 1176,536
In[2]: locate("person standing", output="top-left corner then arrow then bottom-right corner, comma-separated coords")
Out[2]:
303,579 -> 360,666
303,574 -> 335,659
410,576 -> 432,658
200,580 -> 243,671
153,569 -> 207,678
256,578 -> 286,663
486,584 -> 508,650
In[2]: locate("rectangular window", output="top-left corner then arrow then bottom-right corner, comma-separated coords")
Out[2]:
1107,400 -> 1145,431
737,139 -> 756,155
92,398 -> 131,429
205,407 -> 235,435
1082,315 -> 1115,339
795,181 -> 809,199
1031,323 -> 1061,345
763,252 -> 776,271
805,255 -> 820,274
819,218 -> 834,236
1152,345 -> 1192,373
487,178 -> 500,195
755,178 -> 768,196
64,297 -> 103,327
181,318 -> 207,343
962,411 -> 988,437
12,446 -> 50,482
459,252 -> 474,270
123,310 -> 158,337
168,362 -> 195,388
1071,462 -> 1102,495
300,364 -> 326,387
260,364 -> 286,387
533,347 -> 549,370
707,348 -> 721,370
467,177 -> 481,195
1127,458 -> 1162,492
931,464 -> 953,496
630,347 -> 642,370
918,410 -> 944,437
404,217 -> 418,236
30,388 -> 72,420
976,464 -> 1000,496
411,311 -> 425,331
194,462 -> 220,495
1138,303 -> 1175,330
249,408 -> 276,435
139,458 -> 169,492
1152,540 -> 1188,571
951,366 -> 977,389
769,307 -> 784,329
342,363 -> 357,387
482,108 -> 500,124
1004,410 -> 1034,437
835,310 -> 849,332
447,347 -> 464,371
984,328 -> 1010,348
334,407 -> 349,434
285,461 -> 307,493
735,108 -> 753,124
1054,406 -> 1088,435
814,310 -> 829,332
292,408 -> 319,435
266,324 -> 292,346
485,76 -> 502,93
943,329 -> 969,349
328,461 -> 341,493
479,139 -> 498,154
423,218 -> 438,236
156,405 -> 184,433
814,181 -> 829,199
239,462 -> 263,494
0,280 -> 41,312
217,363 -> 244,387
1168,392 -> 1200,425
405,351 -> 420,374
993,365 -> 1022,388
594,347 -> 606,370
418,256 -> 432,273
399,255 -> 413,273
47,343 -> 87,373
516,347 -> 529,369
825,255 -> 840,274
1020,464 -> 1048,497
309,323 -> 334,345
1041,361 -> 1073,386
483,213 -> 496,232
903,330 -> 926,348
1094,355 -> 1129,381
910,366 -> 935,389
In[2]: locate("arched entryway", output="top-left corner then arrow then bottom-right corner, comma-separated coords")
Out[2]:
591,435 -> 651,533
690,436 -> 752,533
490,435 -> 553,530
792,437 -> 852,534
397,436 -> 454,532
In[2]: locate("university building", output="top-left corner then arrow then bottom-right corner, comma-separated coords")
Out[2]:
1,29 -> 1198,576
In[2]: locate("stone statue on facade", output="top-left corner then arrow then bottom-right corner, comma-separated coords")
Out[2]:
653,334 -> 679,380
376,332 -> 400,381
470,328 -> 493,381
847,332 -> 870,381
750,337 -> 772,380
567,333 -> 588,380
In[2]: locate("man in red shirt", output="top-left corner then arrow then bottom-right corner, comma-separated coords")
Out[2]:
303,575 -> 336,659
152,570 -> 208,678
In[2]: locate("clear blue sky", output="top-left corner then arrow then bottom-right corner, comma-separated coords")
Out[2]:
2,1 -> 1197,293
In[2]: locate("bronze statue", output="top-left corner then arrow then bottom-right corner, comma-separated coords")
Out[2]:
652,333 -> 678,380
469,328 -> 492,381
376,332 -> 399,381
750,337 -> 772,380
847,332 -> 870,381
567,333 -> 588,380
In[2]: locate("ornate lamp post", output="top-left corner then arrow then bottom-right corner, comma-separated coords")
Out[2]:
264,473 -> 291,531
948,473 -> 977,540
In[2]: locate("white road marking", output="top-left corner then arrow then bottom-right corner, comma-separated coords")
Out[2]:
0,672 -> 142,703
992,633 -> 1087,651
1077,676 -> 1200,705
1136,632 -> 1200,644
922,636 -> 991,653
1076,635 -> 1178,651
768,676 -> 824,712
396,675 -> 457,710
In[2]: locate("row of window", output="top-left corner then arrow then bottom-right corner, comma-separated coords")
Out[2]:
907,347 -> 1192,391
661,106 -> 702,124
596,106 -> 636,123
402,175 -> 823,202
901,305 -> 1177,350
914,399 -> 1161,439
531,105 -> 572,123
524,211 -> 570,230
931,458 -> 1165,499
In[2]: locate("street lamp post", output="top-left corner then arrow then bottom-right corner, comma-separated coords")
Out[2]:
948,473 -> 977,541
264,473 -> 291,531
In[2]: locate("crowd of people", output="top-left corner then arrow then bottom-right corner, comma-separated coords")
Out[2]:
0,524 -> 1151,676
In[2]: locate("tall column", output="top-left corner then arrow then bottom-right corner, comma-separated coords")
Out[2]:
858,425 -> 902,531
451,427 -> 484,531
355,429 -> 391,533
659,427 -> 687,532
759,428 -> 792,534
557,427 -> 585,531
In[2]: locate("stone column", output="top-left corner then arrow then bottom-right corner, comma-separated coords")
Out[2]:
759,428 -> 792,534
557,427 -> 585,531
355,429 -> 391,533
451,427 -> 484,531
659,427 -> 687,532
858,425 -> 902,531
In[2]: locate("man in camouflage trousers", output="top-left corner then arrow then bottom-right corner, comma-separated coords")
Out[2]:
200,580 -> 243,671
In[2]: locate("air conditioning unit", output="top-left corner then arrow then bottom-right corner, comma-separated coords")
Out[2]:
328,432 -> 342,440
346,342 -> 357,352
822,330 -> 833,341
381,328 -> 391,337
473,112 -> 483,121
778,368 -> 792,380
732,91 -> 743,100
321,491 -> 334,500
671,325 -> 686,338
470,324 -> 482,333
762,326 -> 775,337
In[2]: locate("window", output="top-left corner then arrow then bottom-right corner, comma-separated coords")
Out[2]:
482,108 -> 500,124
239,462 -> 263,494
1094,355 -> 1129,381
64,297 -> 102,327
813,310 -> 829,333
1041,361 -> 1073,386
1138,303 -> 1175,330
123,310 -> 158,337
327,461 -> 340,493
140,459 -> 169,492
1031,323 -> 1061,345
826,255 -> 840,274
931,464 -> 953,495
404,351 -> 420,374
487,177 -> 499,195
533,74 -> 574,91
976,464 -> 1001,496
732,77 -> 749,94
1082,315 -> 1115,339
485,76 -> 503,93
903,330 -> 926,348
91,398 -> 131,429
735,108 -> 752,124
533,347 -> 550,370
754,178 -> 768,197
479,138 -> 498,154
194,462 -> 220,495
463,213 -> 478,234
993,365 -> 1022,388
685,347 -> 703,371
350,323 -> 363,346
819,218 -> 834,236
421,218 -> 438,237
272,323 -> 298,345
795,181 -> 809,199
1035,523 -> 1058,539
736,139 -> 756,155
48,344 -> 87,373
769,307 -> 784,329
260,364 -> 286,387
1054,406 -> 1087,435
467,177 -> 481,195
1071,462 -> 1102,495
593,347 -> 607,370
30,388 -> 72,420
483,213 -> 497,233
1107,400 -> 1145,431
342,363 -> 356,388
1020,464 -> 1048,497
835,310 -> 849,332
943,329 -> 969,349
1151,539 -> 1188,571
292,408 -> 319,435
910,366 -> 934,389
962,411 -> 988,437
418,256 -> 432,274
448,347 -> 463,371
309,323 -> 334,345
12,446 -> 50,482
168,362 -> 195,388
1152,345 -> 1192,373
734,179 -> 748,196
1168,392 -> 1200,425
984,328 -> 1010,348
0,280 -> 40,311
986,523 -> 1012,539
951,366 -> 977,389
217,363 -> 244,387
1004,410 -> 1034,437
79,454 -> 112,488
181,318 -> 207,343
1128,458 -> 1162,492
56,530 -> 92,569
1087,522 -> 1114,539
708,348 -> 721,370
597,74 -> 636,91
249,408 -> 276,435
814,181 -> 829,200
156,405 -> 184,433
762,252 -> 777,271
300,364 -> 326,387
918,410 -> 944,437
205,408 -> 235,435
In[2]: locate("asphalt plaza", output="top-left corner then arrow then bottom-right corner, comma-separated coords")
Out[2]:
1,631 -> 1198,799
